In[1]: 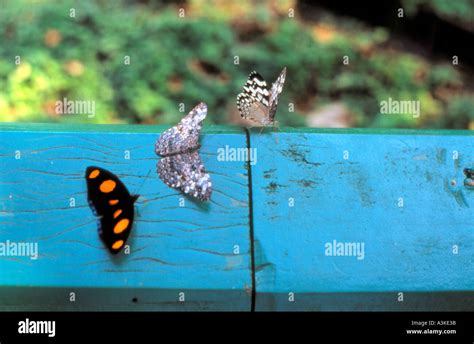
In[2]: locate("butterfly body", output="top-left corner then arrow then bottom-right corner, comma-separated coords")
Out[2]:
237,68 -> 286,126
155,102 -> 212,201
85,166 -> 138,254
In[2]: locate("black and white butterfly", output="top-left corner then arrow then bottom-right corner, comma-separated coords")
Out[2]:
155,102 -> 212,201
236,67 -> 286,126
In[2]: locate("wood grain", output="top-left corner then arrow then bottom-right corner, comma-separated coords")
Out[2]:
0,124 -> 252,311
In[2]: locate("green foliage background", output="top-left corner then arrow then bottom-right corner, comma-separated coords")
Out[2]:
0,0 -> 472,128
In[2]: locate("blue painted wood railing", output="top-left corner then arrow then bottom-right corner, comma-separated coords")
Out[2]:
0,123 -> 473,311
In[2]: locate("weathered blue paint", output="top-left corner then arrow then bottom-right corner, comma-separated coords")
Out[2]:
0,124 -> 252,311
250,129 -> 474,311
2,124 -> 474,311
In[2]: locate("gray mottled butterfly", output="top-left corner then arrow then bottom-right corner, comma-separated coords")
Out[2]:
155,102 -> 212,201
236,67 -> 286,126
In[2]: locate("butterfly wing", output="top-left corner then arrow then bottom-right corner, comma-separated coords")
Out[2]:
85,166 -> 137,254
236,92 -> 253,120
155,102 -> 207,156
157,151 -> 212,201
241,71 -> 270,107
155,102 -> 212,201
237,71 -> 273,125
268,67 -> 286,122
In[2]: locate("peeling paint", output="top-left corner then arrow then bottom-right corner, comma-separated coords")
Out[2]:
263,168 -> 276,179
436,148 -> 447,164
294,179 -> 317,188
425,171 -> 433,182
280,145 -> 322,168
263,182 -> 287,194
413,154 -> 428,160
339,165 -> 374,207
445,178 -> 469,208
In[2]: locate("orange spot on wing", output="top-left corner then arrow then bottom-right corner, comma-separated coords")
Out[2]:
114,219 -> 130,234
111,240 -> 124,250
109,199 -> 119,205
88,169 -> 100,179
100,180 -> 116,193
113,209 -> 122,219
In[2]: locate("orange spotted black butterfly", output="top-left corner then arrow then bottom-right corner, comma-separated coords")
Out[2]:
85,166 -> 138,254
